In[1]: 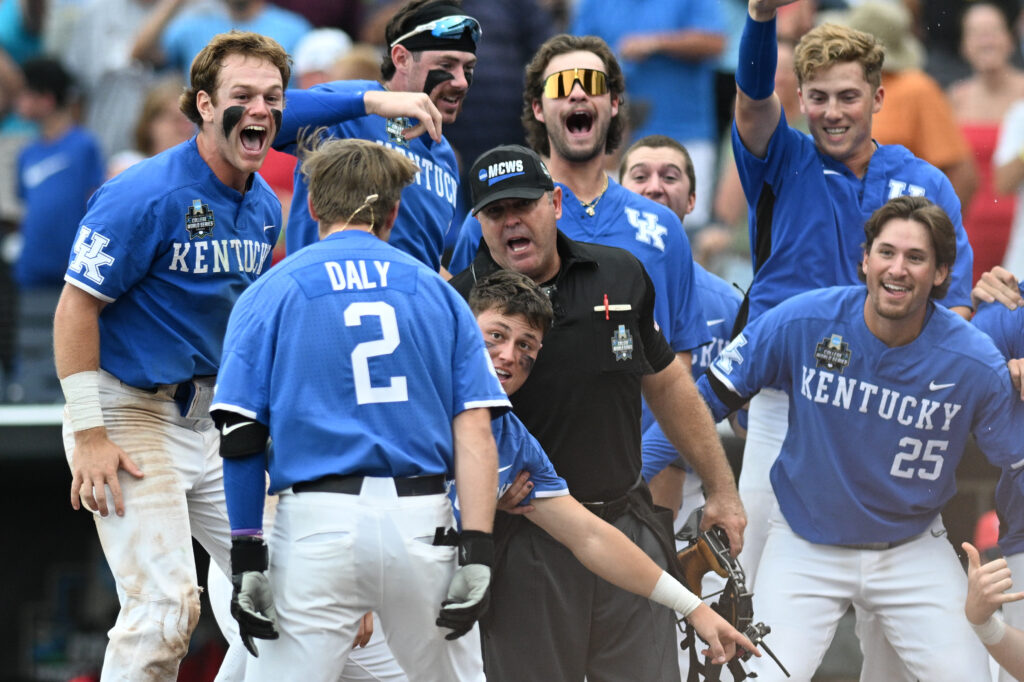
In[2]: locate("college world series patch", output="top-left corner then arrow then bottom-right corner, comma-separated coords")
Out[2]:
611,324 -> 634,361
814,333 -> 851,373
185,199 -> 214,239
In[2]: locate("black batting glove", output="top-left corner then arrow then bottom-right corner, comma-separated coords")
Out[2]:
230,535 -> 279,657
436,530 -> 494,640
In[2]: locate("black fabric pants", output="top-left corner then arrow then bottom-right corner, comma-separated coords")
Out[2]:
481,508 -> 681,682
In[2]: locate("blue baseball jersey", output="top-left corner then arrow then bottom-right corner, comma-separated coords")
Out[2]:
277,80 -> 459,270
697,285 -> 1024,545
971,283 -> 1024,556
733,115 -> 974,322
641,263 -> 743,479
448,410 -> 570,526
16,125 -> 104,288
450,179 -> 709,353
212,230 -> 510,494
64,138 -> 281,389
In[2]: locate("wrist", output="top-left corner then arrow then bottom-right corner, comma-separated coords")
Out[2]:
971,613 -> 1006,645
230,535 -> 268,573
61,371 -> 104,432
650,570 -> 702,617
458,530 -> 494,567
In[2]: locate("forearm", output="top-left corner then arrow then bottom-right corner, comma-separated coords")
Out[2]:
54,284 -> 103,379
986,626 -> 1024,679
275,84 -> 369,151
453,408 -> 498,533
224,452 -> 268,535
622,31 -> 724,61
130,0 -> 183,64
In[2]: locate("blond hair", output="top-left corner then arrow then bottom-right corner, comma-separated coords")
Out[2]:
300,135 -> 419,232
794,23 -> 885,89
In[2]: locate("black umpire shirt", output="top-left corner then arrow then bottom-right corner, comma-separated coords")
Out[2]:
449,230 -> 675,503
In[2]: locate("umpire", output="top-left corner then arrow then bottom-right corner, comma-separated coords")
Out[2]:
449,144 -> 745,682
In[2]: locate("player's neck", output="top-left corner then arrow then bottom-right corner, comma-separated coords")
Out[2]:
862,297 -> 927,348
543,153 -> 609,203
40,110 -> 72,141
839,139 -> 877,180
195,131 -> 251,194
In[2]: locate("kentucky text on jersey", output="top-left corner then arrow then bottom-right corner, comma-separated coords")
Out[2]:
168,239 -> 273,274
798,366 -> 962,431
382,139 -> 457,207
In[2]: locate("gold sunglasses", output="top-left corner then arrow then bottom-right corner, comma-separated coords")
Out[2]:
542,68 -> 608,99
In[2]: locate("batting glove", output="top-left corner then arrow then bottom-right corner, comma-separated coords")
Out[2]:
230,535 -> 279,657
436,530 -> 494,640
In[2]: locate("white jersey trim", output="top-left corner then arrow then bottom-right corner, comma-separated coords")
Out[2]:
534,489 -> 570,498
464,398 -> 512,410
1010,457 -> 1024,471
209,402 -> 259,420
64,275 -> 115,303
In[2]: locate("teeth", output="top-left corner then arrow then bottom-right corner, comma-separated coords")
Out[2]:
883,283 -> 908,293
244,125 -> 266,132
496,369 -> 510,377
825,127 -> 845,135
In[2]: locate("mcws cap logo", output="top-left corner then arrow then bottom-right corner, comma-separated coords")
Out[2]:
479,159 -> 525,185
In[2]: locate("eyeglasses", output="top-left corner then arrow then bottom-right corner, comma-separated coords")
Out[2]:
390,15 -> 482,48
541,68 -> 608,99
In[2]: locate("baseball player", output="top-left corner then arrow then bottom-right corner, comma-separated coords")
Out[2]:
731,16 -> 979,662
277,0 -> 477,271
448,34 -> 710,395
963,541 -> 1024,680
53,32 -> 287,679
210,138 -> 508,681
971,273 -> 1024,682
697,196 -> 1024,681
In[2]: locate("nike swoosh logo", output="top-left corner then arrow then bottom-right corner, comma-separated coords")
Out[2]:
706,319 -> 724,326
929,381 -> 955,391
221,422 -> 248,436
823,169 -> 841,176
264,225 -> 275,232
498,464 -> 513,473
931,528 -> 947,538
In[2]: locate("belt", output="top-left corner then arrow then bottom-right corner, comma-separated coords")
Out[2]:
836,532 -> 922,551
136,376 -> 216,399
582,494 -> 630,522
292,474 -> 446,497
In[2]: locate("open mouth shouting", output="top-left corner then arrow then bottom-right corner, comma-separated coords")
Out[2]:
240,124 -> 267,154
566,110 -> 594,138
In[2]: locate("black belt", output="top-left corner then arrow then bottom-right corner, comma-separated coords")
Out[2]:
292,474 -> 446,497
837,532 -> 921,551
581,493 -> 631,521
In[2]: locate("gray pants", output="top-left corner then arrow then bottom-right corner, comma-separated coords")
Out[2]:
482,510 -> 681,682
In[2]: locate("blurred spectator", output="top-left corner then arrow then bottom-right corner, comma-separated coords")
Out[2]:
921,0 -> 1020,87
272,0 -> 363,38
570,0 -> 724,230
948,2 -> 1024,282
292,27 -> 353,89
106,76 -> 195,178
844,1 -> 979,209
11,58 -> 103,402
0,0 -> 43,64
993,100 -> 1024,274
329,43 -> 381,81
131,0 -> 311,80
50,0 -> 162,158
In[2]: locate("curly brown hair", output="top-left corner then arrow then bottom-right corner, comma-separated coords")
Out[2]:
794,23 -> 884,90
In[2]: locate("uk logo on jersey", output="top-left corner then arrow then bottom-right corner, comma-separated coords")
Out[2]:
625,207 -> 667,251
815,333 -> 851,373
715,333 -> 747,374
68,227 -> 115,284
611,324 -> 634,361
887,179 -> 926,199
185,199 -> 215,239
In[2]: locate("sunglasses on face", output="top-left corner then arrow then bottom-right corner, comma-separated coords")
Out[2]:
390,15 -> 482,47
541,68 -> 608,99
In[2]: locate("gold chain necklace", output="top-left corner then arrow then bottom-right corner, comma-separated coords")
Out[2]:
579,175 -> 610,217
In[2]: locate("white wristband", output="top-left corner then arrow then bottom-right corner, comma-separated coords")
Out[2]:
60,371 -> 104,432
649,570 -> 702,617
971,614 -> 1007,646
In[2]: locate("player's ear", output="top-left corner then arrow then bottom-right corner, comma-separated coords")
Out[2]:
307,194 -> 320,224
532,98 -> 545,124
197,91 -> 215,124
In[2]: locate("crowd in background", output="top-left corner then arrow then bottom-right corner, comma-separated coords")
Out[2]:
2,0 -> 1024,404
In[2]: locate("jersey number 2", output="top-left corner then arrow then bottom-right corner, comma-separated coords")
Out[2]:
345,301 -> 409,405
890,437 -> 947,481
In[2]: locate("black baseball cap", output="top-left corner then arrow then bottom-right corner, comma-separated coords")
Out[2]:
469,144 -> 555,215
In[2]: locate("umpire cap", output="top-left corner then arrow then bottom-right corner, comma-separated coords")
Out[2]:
469,144 -> 554,215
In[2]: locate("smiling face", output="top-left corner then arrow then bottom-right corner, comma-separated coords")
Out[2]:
961,4 -> 1013,73
621,145 -> 695,220
393,48 -> 476,124
861,217 -> 949,343
476,308 -> 544,396
533,50 -> 618,163
799,60 -> 882,176
197,53 -> 283,189
478,189 -> 562,284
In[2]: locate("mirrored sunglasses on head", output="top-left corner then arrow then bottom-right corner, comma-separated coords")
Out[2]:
542,68 -> 608,99
390,15 -> 482,47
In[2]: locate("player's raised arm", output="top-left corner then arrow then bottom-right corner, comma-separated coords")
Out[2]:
54,284 -> 143,517
734,0 -> 799,158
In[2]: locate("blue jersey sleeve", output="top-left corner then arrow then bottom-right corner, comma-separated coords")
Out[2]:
972,289 -> 1024,360
449,212 -> 482,275
275,80 -> 371,154
211,282 -> 279,424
